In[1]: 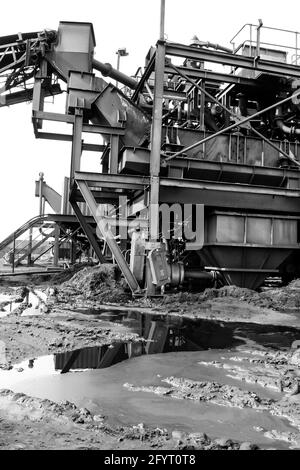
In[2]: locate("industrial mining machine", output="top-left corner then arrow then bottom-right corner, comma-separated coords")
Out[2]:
1,11 -> 300,295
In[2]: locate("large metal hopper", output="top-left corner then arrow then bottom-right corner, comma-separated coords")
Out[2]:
199,211 -> 299,289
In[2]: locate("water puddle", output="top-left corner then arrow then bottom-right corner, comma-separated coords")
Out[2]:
1,305 -> 300,449
0,347 -> 297,450
0,289 -> 47,317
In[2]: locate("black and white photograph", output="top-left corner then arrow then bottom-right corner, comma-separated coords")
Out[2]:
0,0 -> 300,456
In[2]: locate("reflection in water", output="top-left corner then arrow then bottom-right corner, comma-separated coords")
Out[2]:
0,290 -> 47,317
1,308 -> 300,449
28,359 -> 35,369
53,310 -> 238,373
52,309 -> 300,373
0,349 -> 297,450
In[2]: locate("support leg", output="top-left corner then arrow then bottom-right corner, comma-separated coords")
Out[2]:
53,225 -> 60,267
76,180 -> 140,293
70,200 -> 106,264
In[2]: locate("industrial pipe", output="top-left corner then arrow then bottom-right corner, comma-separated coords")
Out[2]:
275,105 -> 300,136
93,59 -> 137,90
190,36 -> 232,54
169,262 -> 216,286
184,269 -> 216,282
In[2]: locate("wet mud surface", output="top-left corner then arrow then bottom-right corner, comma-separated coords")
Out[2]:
1,264 -> 300,449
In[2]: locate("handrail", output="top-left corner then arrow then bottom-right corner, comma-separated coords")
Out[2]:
0,214 -> 54,252
230,23 -> 252,44
231,23 -> 300,45
5,224 -> 54,258
231,22 -> 300,63
234,39 -> 300,55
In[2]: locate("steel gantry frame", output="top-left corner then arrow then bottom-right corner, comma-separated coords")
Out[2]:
143,37 -> 300,240
3,15 -> 300,291
28,19 -> 300,293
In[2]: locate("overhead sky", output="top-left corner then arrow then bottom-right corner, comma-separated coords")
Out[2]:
1,0 -> 300,240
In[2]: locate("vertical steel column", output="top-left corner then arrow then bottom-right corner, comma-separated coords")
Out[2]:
62,177 -> 70,215
149,40 -> 165,241
32,60 -> 48,129
70,200 -> 106,264
200,80 -> 206,131
145,1 -> 166,296
116,53 -> 121,88
224,95 -> 231,127
12,235 -> 15,274
255,19 -> 263,61
71,239 -> 76,265
53,224 -> 60,267
27,228 -> 33,266
109,134 -> 119,174
70,109 -> 83,179
148,0 -> 166,242
38,172 -> 44,216
160,0 -> 166,40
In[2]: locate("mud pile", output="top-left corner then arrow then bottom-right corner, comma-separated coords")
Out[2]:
50,263 -> 89,284
153,285 -> 259,308
200,348 -> 300,394
56,264 -> 130,304
155,281 -> 300,313
257,282 -> 300,311
40,261 -> 300,312
0,389 -> 94,425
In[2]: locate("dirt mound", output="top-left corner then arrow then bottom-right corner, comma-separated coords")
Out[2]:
288,279 -> 300,289
0,389 -> 93,425
157,281 -> 300,313
155,285 -> 259,306
58,264 -> 130,303
204,281 -> 300,312
50,263 -> 92,285
254,282 -> 300,311
290,350 -> 300,367
201,285 -> 259,302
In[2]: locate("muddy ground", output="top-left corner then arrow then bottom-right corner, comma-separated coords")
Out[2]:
1,263 -> 300,450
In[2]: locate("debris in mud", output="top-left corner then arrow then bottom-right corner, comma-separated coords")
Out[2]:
145,279 -> 300,314
55,264 -> 130,305
199,347 -> 300,394
0,389 -> 259,450
262,428 -> 300,448
0,389 -> 92,424
290,349 -> 300,366
0,311 -> 141,369
124,377 -> 273,410
158,285 -> 260,305
50,263 -> 91,285
124,356 -> 300,449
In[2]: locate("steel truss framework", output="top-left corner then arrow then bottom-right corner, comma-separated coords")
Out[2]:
27,31 -> 300,293
2,20 -> 300,292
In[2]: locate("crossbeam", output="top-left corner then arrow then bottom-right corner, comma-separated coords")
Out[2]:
166,42 -> 300,78
76,180 -> 141,293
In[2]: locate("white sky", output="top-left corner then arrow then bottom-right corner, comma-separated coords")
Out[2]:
1,0 -> 300,240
